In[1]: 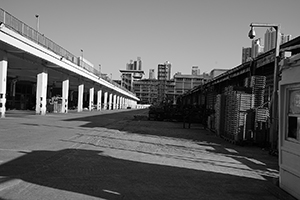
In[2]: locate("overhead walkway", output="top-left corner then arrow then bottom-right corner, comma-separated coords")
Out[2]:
0,8 -> 139,118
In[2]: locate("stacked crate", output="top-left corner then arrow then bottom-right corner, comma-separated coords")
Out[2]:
245,76 -> 268,144
249,76 -> 266,108
214,94 -> 225,136
223,86 -> 254,142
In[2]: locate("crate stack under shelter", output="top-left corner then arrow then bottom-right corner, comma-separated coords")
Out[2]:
214,94 -> 226,136
243,76 -> 268,143
223,86 -> 254,142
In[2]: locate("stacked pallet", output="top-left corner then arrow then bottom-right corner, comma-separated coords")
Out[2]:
250,76 -> 266,108
245,76 -> 267,107
256,108 -> 269,122
214,94 -> 225,136
223,86 -> 254,142
215,94 -> 222,136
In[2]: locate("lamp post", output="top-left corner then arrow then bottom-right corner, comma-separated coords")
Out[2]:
248,23 -> 280,153
35,14 -> 39,32
80,49 -> 84,68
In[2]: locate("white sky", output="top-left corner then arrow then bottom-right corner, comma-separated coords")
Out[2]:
1,0 -> 300,79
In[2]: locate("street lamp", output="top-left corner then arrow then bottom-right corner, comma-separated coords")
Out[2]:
35,14 -> 39,32
248,23 -> 280,153
80,49 -> 84,68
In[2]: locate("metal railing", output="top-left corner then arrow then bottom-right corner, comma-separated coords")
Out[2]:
0,8 -> 135,96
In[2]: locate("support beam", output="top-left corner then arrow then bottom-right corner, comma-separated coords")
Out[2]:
97,90 -> 102,111
103,91 -> 108,110
108,93 -> 113,110
120,97 -> 123,109
125,98 -> 128,109
36,69 -> 48,115
0,56 -> 8,118
113,94 -> 117,110
117,96 -> 120,109
62,78 -> 69,113
77,84 -> 84,112
89,87 -> 94,111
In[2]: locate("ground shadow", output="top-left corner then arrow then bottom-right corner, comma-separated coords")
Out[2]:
62,109 -> 212,141
0,148 -> 295,200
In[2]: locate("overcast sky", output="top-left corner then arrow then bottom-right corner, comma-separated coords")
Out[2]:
1,0 -> 300,79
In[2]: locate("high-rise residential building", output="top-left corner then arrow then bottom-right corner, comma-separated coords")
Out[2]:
252,38 -> 264,59
157,61 -> 171,80
264,28 -> 292,52
157,61 -> 172,103
126,60 -> 134,70
264,28 -> 276,52
137,57 -> 142,70
149,69 -> 155,79
191,66 -> 200,75
242,47 -> 252,63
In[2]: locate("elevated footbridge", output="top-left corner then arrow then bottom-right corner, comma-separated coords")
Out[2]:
0,8 -> 139,117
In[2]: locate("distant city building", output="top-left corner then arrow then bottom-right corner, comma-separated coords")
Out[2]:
149,69 -> 155,79
173,73 -> 209,95
242,47 -> 252,63
133,68 -> 211,105
210,69 -> 228,78
137,57 -> 142,70
264,28 -> 276,53
133,79 -> 159,104
120,57 -> 144,91
191,66 -> 200,75
281,33 -> 292,45
252,38 -> 264,59
264,28 -> 292,52
158,61 -> 171,81
157,61 -> 172,103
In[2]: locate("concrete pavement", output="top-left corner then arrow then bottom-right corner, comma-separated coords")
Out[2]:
0,109 -> 297,200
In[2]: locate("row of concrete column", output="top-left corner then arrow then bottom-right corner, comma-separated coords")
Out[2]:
0,55 -> 137,117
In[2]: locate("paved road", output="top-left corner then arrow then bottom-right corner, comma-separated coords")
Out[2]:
0,109 -> 296,200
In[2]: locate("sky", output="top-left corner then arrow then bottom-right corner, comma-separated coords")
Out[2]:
1,0 -> 300,79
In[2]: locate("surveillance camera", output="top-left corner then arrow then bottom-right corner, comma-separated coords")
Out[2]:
248,27 -> 256,39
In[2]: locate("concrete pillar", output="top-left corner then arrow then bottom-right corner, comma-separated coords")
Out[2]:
124,98 -> 128,108
132,99 -> 137,109
119,97 -> 122,109
0,56 -> 8,118
108,93 -> 113,110
117,96 -> 120,109
122,97 -> 125,109
128,99 -> 132,108
103,91 -> 108,110
97,90 -> 102,111
128,99 -> 131,108
89,87 -> 94,111
77,84 -> 84,112
113,94 -> 117,110
36,69 -> 48,115
62,78 -> 69,113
